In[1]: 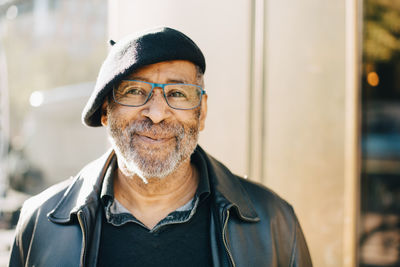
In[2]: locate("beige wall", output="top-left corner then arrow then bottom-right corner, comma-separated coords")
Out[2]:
108,0 -> 360,266
263,0 -> 359,266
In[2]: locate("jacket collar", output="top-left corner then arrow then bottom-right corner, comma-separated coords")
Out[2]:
48,146 -> 259,223
48,149 -> 115,223
197,146 -> 259,222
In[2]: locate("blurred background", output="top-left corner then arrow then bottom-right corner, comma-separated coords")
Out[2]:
0,0 -> 399,266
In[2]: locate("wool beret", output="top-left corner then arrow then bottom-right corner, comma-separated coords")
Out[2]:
82,26 -> 206,127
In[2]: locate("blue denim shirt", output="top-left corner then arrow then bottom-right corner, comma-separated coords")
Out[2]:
100,148 -> 211,233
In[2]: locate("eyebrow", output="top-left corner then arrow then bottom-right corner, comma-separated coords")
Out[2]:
167,79 -> 187,84
128,76 -> 150,82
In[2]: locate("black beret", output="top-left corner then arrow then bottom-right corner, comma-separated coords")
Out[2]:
82,26 -> 206,127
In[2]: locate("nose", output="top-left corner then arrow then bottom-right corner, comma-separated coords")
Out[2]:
140,88 -> 172,123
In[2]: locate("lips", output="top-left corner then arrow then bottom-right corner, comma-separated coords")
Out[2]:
135,133 -> 174,144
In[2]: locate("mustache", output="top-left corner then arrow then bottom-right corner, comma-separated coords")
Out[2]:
124,118 -> 184,139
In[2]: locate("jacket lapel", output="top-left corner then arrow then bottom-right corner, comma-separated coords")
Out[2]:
197,146 -> 260,222
47,149 -> 114,223
47,149 -> 114,266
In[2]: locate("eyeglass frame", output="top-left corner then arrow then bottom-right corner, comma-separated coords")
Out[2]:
112,79 -> 206,110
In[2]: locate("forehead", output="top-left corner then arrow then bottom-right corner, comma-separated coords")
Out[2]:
125,60 -> 197,82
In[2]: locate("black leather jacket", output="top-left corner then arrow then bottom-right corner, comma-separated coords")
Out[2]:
9,147 -> 312,267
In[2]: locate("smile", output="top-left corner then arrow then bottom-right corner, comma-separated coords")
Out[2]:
135,134 -> 174,144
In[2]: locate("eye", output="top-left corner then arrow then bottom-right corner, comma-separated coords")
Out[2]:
125,87 -> 146,96
168,90 -> 186,98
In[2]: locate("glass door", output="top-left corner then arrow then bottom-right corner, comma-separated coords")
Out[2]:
360,1 -> 400,266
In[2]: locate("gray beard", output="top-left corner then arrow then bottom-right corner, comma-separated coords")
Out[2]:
107,115 -> 199,183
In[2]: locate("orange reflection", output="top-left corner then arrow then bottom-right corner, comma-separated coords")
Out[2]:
367,72 -> 379,87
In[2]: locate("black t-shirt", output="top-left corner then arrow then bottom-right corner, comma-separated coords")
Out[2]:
97,197 -> 213,267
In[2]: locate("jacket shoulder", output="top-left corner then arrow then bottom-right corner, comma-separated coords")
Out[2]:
237,176 -> 293,211
18,150 -> 113,225
10,177 -> 77,266
10,152 -> 113,266
228,174 -> 299,228
17,177 -> 76,228
199,147 -> 295,219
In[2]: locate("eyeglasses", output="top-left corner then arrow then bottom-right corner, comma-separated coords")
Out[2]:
113,80 -> 206,110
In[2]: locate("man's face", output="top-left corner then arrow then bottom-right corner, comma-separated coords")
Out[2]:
101,60 -> 207,180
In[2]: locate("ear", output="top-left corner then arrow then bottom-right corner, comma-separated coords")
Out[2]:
199,94 -> 207,131
100,100 -> 109,126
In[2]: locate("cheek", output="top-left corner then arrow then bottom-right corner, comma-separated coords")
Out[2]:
107,108 -> 131,133
176,108 -> 200,122
110,106 -> 141,123
193,108 -> 205,131
176,110 -> 202,133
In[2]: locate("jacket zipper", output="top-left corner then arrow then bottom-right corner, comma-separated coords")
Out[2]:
222,209 -> 236,267
77,210 -> 87,267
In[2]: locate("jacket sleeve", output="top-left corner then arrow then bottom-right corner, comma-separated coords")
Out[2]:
8,200 -> 36,267
8,236 -> 24,267
290,215 -> 313,267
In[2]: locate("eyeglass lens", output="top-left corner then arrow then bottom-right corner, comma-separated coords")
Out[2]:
114,80 -> 202,109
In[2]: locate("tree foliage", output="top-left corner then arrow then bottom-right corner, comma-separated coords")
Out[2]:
364,0 -> 400,62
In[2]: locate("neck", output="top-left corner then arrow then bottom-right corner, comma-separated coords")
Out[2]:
113,157 -> 199,229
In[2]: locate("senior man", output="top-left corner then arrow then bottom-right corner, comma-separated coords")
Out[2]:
9,27 -> 312,267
